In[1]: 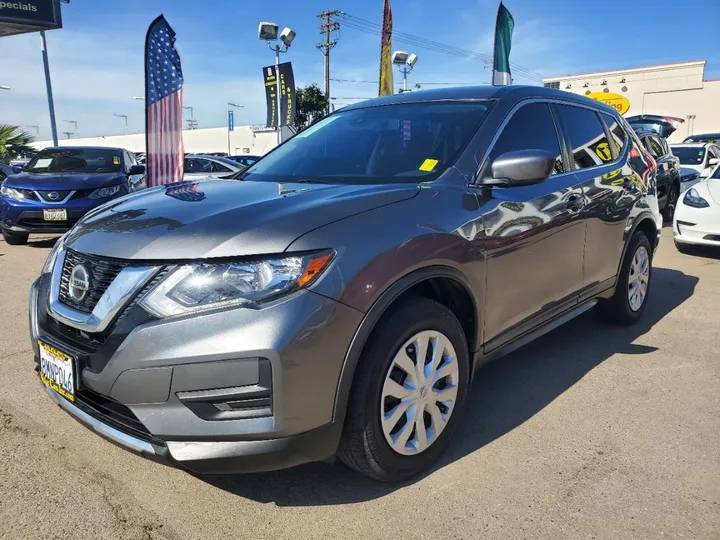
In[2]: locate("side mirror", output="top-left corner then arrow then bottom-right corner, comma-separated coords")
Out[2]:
483,149 -> 556,187
708,158 -> 719,166
127,164 -> 145,175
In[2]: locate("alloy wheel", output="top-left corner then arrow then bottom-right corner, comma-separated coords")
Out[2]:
628,245 -> 650,311
380,330 -> 459,456
666,188 -> 678,221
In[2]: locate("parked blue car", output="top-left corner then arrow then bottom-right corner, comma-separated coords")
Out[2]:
0,146 -> 145,245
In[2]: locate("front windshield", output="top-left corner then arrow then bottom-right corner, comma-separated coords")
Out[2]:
671,146 -> 706,165
25,148 -> 123,173
245,101 -> 491,184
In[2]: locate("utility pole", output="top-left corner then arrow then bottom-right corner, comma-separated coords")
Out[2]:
316,10 -> 341,113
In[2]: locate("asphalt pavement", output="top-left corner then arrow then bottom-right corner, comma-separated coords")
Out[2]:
1,228 -> 718,540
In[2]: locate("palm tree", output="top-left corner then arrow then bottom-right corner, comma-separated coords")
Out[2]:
0,124 -> 36,164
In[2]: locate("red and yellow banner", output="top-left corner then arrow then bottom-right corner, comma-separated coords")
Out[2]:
378,0 -> 394,97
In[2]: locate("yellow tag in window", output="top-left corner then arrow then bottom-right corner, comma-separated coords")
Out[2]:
419,159 -> 438,172
113,156 -> 120,165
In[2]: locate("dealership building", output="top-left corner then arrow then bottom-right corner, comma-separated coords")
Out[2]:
543,60 -> 720,143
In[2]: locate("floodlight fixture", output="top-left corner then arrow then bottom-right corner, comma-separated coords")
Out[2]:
258,22 -> 279,41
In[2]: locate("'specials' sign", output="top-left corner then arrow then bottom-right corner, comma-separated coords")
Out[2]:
0,0 -> 62,37
263,64 -> 278,129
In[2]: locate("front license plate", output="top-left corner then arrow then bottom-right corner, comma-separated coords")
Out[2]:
39,340 -> 75,402
43,208 -> 67,221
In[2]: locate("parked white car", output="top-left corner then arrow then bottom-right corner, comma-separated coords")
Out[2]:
670,143 -> 720,179
183,155 -> 244,179
673,164 -> 720,252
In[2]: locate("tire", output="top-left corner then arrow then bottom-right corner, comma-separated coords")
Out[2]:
596,231 -> 652,325
1,229 -> 29,245
337,296 -> 470,482
662,183 -> 680,222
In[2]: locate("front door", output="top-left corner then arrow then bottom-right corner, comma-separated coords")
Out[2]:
480,102 -> 586,349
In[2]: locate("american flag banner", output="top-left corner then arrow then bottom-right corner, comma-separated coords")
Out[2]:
144,15 -> 184,187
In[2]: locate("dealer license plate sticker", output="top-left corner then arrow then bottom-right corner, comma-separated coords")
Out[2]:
43,208 -> 67,221
39,341 -> 75,402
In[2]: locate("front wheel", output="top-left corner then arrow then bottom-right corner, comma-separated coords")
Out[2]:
2,229 -> 29,245
338,297 -> 470,482
596,231 -> 652,325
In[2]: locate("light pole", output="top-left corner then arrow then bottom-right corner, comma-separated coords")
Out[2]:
62,131 -> 73,139
226,102 -> 243,155
114,114 -> 128,134
133,96 -> 144,101
63,119 -> 78,136
0,85 -> 10,90
258,22 -> 296,146
40,31 -> 59,146
392,51 -> 419,93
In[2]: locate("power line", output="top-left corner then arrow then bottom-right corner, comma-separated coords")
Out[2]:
338,12 -> 544,82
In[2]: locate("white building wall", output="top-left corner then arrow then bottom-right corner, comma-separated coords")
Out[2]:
33,125 -> 290,155
543,61 -> 720,143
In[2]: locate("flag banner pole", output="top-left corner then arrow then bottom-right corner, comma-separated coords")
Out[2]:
145,14 -> 185,187
492,2 -> 515,86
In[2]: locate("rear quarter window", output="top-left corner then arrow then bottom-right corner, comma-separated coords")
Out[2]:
556,105 -> 612,169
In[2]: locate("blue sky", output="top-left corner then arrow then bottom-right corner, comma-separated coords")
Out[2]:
1,0 -> 718,140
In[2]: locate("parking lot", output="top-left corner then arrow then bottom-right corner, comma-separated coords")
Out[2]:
0,227 -> 718,540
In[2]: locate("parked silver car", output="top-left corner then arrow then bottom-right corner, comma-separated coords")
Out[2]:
183,155 -> 244,179
32,85 -> 661,482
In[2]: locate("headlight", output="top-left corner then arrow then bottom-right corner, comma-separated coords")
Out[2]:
0,181 -> 26,201
683,188 -> 710,208
88,185 -> 122,199
42,233 -> 67,274
140,251 -> 334,318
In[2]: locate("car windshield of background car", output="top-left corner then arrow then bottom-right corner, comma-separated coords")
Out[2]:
243,101 -> 492,184
25,148 -> 123,174
672,146 -> 707,165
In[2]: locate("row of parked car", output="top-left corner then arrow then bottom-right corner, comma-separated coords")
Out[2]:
0,148 -> 262,245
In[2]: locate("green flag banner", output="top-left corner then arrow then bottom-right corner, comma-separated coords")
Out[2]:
492,2 -> 514,86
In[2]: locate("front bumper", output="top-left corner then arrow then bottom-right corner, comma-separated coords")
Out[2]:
31,272 -> 363,474
673,202 -> 720,247
1,195 -> 112,234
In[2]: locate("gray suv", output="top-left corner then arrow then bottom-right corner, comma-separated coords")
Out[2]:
31,86 -> 662,482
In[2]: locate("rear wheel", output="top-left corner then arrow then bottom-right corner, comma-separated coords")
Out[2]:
662,183 -> 680,222
338,297 -> 470,482
1,229 -> 29,245
596,231 -> 652,325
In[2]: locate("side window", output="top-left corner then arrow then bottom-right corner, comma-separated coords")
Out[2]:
124,151 -> 135,171
488,102 -> 564,175
556,105 -> 612,169
646,136 -> 664,158
184,158 -> 202,173
600,112 -> 626,158
209,161 -> 232,173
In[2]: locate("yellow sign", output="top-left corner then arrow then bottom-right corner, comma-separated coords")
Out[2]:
419,159 -> 438,172
586,92 -> 630,115
595,142 -> 613,162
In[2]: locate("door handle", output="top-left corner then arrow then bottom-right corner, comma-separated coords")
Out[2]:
565,193 -> 585,212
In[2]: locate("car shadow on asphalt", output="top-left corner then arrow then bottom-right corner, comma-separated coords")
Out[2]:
197,267 -> 699,506
27,237 -> 60,249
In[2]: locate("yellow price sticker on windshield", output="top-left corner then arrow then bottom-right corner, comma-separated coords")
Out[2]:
113,156 -> 120,165
419,159 -> 438,172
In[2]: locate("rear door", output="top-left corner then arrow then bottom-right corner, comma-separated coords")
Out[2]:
482,101 -> 586,348
555,105 -> 643,292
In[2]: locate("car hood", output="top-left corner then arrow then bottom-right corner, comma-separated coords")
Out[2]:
64,179 -> 419,260
680,166 -> 701,177
5,171 -> 126,190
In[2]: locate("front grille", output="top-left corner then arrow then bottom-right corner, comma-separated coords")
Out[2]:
37,190 -> 71,202
18,217 -> 80,229
74,388 -> 164,446
59,249 -> 128,313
